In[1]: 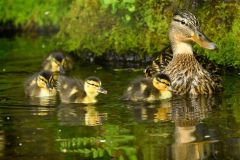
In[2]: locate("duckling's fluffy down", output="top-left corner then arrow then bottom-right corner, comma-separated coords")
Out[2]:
57,76 -> 86,103
122,77 -> 163,102
24,71 -> 56,97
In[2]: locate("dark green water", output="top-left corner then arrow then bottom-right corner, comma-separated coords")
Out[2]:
0,37 -> 240,160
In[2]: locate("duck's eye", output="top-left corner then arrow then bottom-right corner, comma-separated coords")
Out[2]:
181,21 -> 185,25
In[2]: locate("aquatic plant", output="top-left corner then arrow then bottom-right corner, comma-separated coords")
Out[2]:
56,124 -> 137,159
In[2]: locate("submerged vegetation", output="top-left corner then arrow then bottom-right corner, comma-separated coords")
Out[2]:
0,0 -> 240,67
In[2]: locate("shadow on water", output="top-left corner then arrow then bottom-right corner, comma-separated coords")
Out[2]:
0,37 -> 240,159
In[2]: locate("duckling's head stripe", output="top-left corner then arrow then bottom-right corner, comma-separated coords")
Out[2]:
155,73 -> 171,84
39,70 -> 53,80
51,51 -> 65,62
86,76 -> 101,85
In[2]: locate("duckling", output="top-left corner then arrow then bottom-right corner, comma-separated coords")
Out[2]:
145,11 -> 221,95
57,76 -> 107,104
24,70 -> 57,97
122,73 -> 172,102
42,51 -> 74,74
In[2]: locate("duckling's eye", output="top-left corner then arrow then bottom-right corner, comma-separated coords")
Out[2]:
40,78 -> 47,84
53,59 -> 61,65
160,81 -> 170,86
87,82 -> 99,87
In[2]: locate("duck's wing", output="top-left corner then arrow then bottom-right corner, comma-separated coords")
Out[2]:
144,45 -> 223,90
194,54 -> 223,92
144,45 -> 173,78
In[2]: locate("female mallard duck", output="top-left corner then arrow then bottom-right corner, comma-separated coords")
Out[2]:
122,73 -> 172,102
57,76 -> 107,104
24,70 -> 57,97
145,11 -> 221,95
42,51 -> 74,74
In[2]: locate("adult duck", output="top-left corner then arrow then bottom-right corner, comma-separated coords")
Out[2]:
146,11 -> 221,95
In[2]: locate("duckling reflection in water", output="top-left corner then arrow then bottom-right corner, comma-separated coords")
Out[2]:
28,96 -> 57,107
85,105 -> 107,126
42,51 -> 74,75
153,100 -> 172,122
57,76 -> 107,104
131,100 -> 172,122
122,73 -> 172,102
24,70 -> 57,97
57,104 -> 107,126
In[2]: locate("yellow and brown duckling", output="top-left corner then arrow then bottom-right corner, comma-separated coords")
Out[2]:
145,11 -> 221,95
24,70 -> 57,97
42,51 -> 74,74
57,76 -> 107,104
122,73 -> 172,102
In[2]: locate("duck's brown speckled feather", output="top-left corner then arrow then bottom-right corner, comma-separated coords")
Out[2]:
163,54 -> 217,95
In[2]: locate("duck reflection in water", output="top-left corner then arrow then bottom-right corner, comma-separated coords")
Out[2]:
171,95 -> 222,160
127,94 -> 222,159
57,103 -> 107,126
125,100 -> 172,122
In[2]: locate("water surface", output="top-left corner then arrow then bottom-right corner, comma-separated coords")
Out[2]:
0,37 -> 240,160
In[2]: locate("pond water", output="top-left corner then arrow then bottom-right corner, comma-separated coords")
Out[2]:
0,37 -> 240,160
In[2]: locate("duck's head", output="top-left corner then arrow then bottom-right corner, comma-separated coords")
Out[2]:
48,52 -> 65,74
169,11 -> 216,50
36,70 -> 55,90
152,73 -> 172,92
84,76 -> 107,97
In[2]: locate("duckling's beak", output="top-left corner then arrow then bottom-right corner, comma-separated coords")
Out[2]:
60,65 -> 65,74
192,30 -> 217,50
97,87 -> 107,94
47,83 -> 54,90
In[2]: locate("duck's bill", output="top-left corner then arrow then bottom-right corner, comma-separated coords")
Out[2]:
98,87 -> 107,94
192,31 -> 217,50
